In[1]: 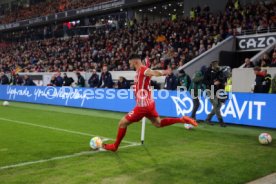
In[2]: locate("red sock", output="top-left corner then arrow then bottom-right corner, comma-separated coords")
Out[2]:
160,118 -> 182,127
114,127 -> 127,148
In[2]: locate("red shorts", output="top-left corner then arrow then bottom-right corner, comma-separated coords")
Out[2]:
125,102 -> 159,122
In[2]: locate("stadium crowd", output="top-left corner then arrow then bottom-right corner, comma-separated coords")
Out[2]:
1,0 -> 275,73
243,44 -> 276,68
0,0 -> 275,31
0,0 -> 110,24
0,15 -> 225,74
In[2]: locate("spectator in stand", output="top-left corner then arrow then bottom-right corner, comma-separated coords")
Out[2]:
270,52 -> 276,67
11,74 -> 24,85
99,66 -> 113,88
253,67 -> 265,93
0,72 -> 9,85
48,76 -> 56,86
117,77 -> 130,89
88,69 -> 100,88
23,75 -> 36,86
76,72 -> 85,87
63,73 -> 74,86
164,67 -> 178,90
260,59 -> 269,68
55,72 -> 63,87
258,53 -> 271,66
244,58 -> 254,68
0,0 -> 110,24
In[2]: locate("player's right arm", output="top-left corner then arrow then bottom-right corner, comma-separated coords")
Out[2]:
144,69 -> 168,77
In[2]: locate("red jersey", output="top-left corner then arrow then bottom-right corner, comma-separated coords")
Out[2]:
134,65 -> 153,107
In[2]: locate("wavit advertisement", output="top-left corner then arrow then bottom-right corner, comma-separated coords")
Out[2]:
0,85 -> 275,128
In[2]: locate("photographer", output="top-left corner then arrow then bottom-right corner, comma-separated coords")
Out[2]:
204,61 -> 227,127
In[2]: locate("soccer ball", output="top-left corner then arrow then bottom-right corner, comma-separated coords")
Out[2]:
89,137 -> 102,149
184,123 -> 194,130
258,133 -> 272,145
2,101 -> 9,106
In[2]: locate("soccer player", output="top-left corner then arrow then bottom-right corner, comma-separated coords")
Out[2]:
103,54 -> 198,152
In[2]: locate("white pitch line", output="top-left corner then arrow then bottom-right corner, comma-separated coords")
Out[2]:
0,117 -> 137,145
0,143 -> 140,171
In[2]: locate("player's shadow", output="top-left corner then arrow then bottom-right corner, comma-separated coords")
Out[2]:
111,151 -> 132,172
141,144 -> 159,166
111,144 -> 159,170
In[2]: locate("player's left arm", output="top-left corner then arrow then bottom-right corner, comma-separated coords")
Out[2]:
144,68 -> 168,77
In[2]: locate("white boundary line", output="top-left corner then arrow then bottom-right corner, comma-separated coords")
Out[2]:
0,117 -> 141,170
0,143 -> 140,171
0,117 -> 137,145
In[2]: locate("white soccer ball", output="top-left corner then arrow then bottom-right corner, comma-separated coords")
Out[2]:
184,123 -> 194,130
258,133 -> 272,145
89,137 -> 102,149
2,101 -> 9,106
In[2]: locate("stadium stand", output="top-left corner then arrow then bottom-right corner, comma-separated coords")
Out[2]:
0,0 -> 110,24
0,0 -> 275,75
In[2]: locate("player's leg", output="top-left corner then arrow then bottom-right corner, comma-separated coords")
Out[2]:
103,117 -> 133,152
148,116 -> 162,127
103,107 -> 144,152
146,102 -> 198,127
148,116 -> 198,127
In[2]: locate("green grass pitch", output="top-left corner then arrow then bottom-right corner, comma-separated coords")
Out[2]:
0,101 -> 275,184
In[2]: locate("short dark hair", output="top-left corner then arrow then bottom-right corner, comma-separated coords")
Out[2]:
128,54 -> 141,60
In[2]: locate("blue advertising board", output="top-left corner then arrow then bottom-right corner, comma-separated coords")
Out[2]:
0,85 -> 275,128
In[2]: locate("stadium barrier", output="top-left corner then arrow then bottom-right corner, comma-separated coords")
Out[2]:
0,85 -> 275,128
18,72 -> 166,87
232,68 -> 276,92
